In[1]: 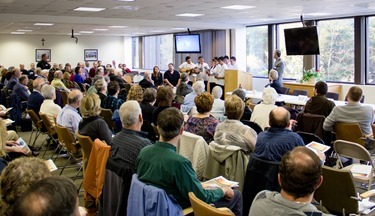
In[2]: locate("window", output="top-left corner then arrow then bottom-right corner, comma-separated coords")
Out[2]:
368,17 -> 375,84
143,34 -> 173,70
246,26 -> 268,76
132,37 -> 140,69
278,22 -> 304,80
318,18 -> 354,82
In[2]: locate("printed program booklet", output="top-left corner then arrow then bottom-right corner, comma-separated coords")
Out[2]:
306,141 -> 331,153
17,137 -> 31,154
202,176 -> 239,189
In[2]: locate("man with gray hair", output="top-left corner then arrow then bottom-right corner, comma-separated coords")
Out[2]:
40,84 -> 61,125
139,71 -> 156,89
27,77 -> 46,116
183,80 -> 205,108
109,100 -> 152,168
56,89 -> 83,136
232,88 -> 252,120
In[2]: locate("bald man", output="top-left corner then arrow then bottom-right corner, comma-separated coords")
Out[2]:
254,107 -> 304,161
139,71 -> 156,89
27,77 -> 46,116
56,89 -> 83,136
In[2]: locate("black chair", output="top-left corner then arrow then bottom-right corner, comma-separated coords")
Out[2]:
241,120 -> 263,134
292,89 -> 308,96
325,92 -> 339,100
280,87 -> 289,95
297,131 -> 325,145
242,153 -> 280,216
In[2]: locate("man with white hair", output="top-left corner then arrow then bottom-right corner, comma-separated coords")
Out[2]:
109,100 -> 152,168
183,80 -> 205,108
94,78 -> 108,102
51,70 -> 70,92
56,90 -> 83,136
139,71 -> 156,89
211,86 -> 225,119
39,84 -> 61,125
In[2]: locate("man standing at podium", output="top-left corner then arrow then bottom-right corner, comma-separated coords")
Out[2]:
273,49 -> 285,87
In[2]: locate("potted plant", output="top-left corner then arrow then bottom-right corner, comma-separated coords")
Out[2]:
301,68 -> 319,84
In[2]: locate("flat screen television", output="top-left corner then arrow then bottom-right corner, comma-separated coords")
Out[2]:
284,26 -> 320,55
175,34 -> 201,53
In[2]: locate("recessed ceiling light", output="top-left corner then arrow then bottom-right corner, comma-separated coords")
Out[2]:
221,5 -> 256,10
79,31 -> 94,34
304,12 -> 331,16
34,23 -> 54,26
108,25 -> 128,28
93,28 -> 108,31
11,32 -> 25,34
73,7 -> 105,12
17,29 -> 33,32
112,6 -> 139,10
175,13 -> 204,17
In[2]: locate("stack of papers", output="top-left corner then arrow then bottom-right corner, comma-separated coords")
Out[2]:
306,142 -> 331,153
350,164 -> 372,178
202,176 -> 239,190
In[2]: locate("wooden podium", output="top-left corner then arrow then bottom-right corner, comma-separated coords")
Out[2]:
224,69 -> 253,98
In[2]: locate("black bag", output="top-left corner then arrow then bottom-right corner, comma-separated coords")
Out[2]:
20,117 -> 32,132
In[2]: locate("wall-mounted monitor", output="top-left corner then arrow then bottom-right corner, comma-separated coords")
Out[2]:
284,26 -> 320,55
174,34 -> 201,53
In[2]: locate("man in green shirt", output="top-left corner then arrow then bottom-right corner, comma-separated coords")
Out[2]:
136,107 -> 242,215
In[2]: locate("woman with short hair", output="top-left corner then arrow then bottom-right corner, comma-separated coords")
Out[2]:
250,87 -> 278,130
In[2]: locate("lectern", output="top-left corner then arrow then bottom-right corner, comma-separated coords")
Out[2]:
224,69 -> 253,98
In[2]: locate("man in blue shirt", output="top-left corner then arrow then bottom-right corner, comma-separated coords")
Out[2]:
254,107 -> 305,161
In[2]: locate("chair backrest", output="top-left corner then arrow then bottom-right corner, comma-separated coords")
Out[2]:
242,153 -> 280,216
292,89 -> 308,96
333,140 -> 372,163
60,90 -> 68,107
76,132 -> 93,173
241,120 -> 263,134
334,122 -> 365,146
297,131 -> 325,145
314,166 -> 358,214
151,123 -> 160,138
123,75 -> 132,84
325,92 -> 339,100
39,113 -> 56,136
188,192 -> 233,216
100,108 -> 114,131
280,87 -> 289,95
26,109 -> 44,131
55,124 -> 79,155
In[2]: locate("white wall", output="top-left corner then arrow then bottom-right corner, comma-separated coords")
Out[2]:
0,34 -> 125,68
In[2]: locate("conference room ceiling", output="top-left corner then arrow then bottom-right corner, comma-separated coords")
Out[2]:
0,0 -> 374,36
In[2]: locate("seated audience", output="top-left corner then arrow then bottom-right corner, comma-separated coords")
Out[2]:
13,176 -> 81,216
164,63 -> 180,88
151,66 -> 163,87
140,88 -> 157,140
56,89 -> 83,136
184,92 -> 219,143
210,86 -> 225,120
0,157 -> 51,215
62,71 -> 75,89
110,101 -> 152,168
51,70 -> 70,92
139,71 -> 156,89
265,69 -> 282,94
249,147 -> 327,216
12,75 -> 30,101
232,88 -> 252,120
86,75 -> 103,94
39,84 -> 61,125
254,107 -> 304,161
137,107 -> 242,215
323,86 -> 374,136
182,80 -> 205,108
304,81 -> 335,117
27,78 -> 46,116
39,69 -> 49,82
127,84 -> 144,103
176,73 -> 193,97
101,81 -> 124,112
214,95 -> 257,152
94,78 -> 107,102
78,93 -> 112,144
152,85 -> 174,126
5,67 -> 21,91
250,87 -> 278,129
73,66 -> 84,84
0,120 -> 28,158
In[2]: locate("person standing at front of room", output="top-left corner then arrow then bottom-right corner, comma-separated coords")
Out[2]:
273,50 -> 285,87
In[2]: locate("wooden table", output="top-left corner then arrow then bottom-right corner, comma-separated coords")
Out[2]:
283,82 -> 342,100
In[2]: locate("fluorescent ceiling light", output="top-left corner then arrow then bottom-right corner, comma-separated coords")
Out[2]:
115,0 -> 135,1
221,5 -> 256,10
172,28 -> 186,30
93,28 -> 108,31
175,13 -> 204,17
11,32 -> 25,34
108,25 -> 128,28
67,33 -> 81,36
74,7 -> 105,12
79,31 -> 94,34
150,30 -> 164,33
112,6 -> 139,10
34,23 -> 54,26
304,12 -> 331,16
17,29 -> 32,32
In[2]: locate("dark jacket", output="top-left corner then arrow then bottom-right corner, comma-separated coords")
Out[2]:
304,95 -> 335,117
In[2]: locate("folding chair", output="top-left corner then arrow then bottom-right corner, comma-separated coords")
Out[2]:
334,122 -> 366,146
100,108 -> 114,132
326,92 -> 339,100
26,109 -> 48,147
188,192 -> 232,216
39,113 -> 59,158
76,132 -> 93,174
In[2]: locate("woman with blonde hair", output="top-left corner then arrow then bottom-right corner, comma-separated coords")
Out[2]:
78,93 -> 112,144
0,120 -> 28,159
127,84 -> 144,103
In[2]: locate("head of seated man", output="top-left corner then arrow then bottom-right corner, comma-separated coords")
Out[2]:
314,81 -> 328,96
346,86 -> 363,103
249,146 -> 324,215
13,176 -> 80,216
269,107 -> 291,129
